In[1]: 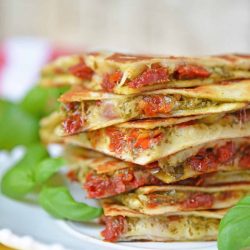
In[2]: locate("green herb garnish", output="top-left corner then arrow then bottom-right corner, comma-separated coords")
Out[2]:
218,196 -> 250,250
39,186 -> 103,221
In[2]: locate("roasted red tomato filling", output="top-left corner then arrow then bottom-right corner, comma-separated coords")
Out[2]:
147,191 -> 215,210
100,63 -> 212,91
128,66 -> 169,88
84,168 -> 162,199
62,102 -> 84,134
187,142 -> 238,172
101,216 -> 126,242
182,193 -> 214,209
101,64 -> 169,91
173,64 -> 211,80
105,127 -> 163,154
138,95 -> 173,116
106,127 -> 125,154
68,58 -> 93,80
101,71 -> 123,92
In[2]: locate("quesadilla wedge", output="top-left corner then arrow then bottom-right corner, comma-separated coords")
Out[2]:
40,52 -> 250,94
101,213 -> 222,242
100,199 -> 226,242
59,80 -> 249,134
65,138 -> 250,198
64,110 -> 250,164
101,199 -> 227,218
113,183 -> 250,215
101,215 -> 220,242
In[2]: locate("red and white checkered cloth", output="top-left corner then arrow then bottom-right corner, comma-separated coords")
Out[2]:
0,37 -> 77,101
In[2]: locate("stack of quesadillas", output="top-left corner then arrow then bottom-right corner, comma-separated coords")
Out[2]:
40,52 -> 250,242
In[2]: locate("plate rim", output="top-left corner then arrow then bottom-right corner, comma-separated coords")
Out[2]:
0,228 -> 68,250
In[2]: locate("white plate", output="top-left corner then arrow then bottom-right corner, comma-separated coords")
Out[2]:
0,147 -> 218,250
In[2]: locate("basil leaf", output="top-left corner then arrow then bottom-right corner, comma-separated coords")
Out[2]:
39,186 -> 103,221
0,99 -> 39,150
1,144 -> 49,198
0,99 -> 12,110
218,196 -> 250,250
20,85 -> 68,119
34,157 -> 66,184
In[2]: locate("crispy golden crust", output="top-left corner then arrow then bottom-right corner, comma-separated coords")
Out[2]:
97,52 -> 250,64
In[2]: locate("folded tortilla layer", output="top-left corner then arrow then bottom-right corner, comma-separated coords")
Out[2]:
58,80 -> 250,134
100,198 -> 226,241
65,138 -> 250,198
112,183 -> 250,215
40,52 -> 250,94
64,110 -> 250,164
101,214 -> 220,242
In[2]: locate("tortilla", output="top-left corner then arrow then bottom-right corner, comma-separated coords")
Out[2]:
64,110 -> 250,164
100,193 -> 225,242
58,80 -> 249,134
101,199 -> 227,218
65,138 -> 250,198
101,214 -> 220,242
114,183 -> 250,215
40,52 -> 250,94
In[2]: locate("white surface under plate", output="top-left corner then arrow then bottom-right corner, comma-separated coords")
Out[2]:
0,147 -> 218,250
